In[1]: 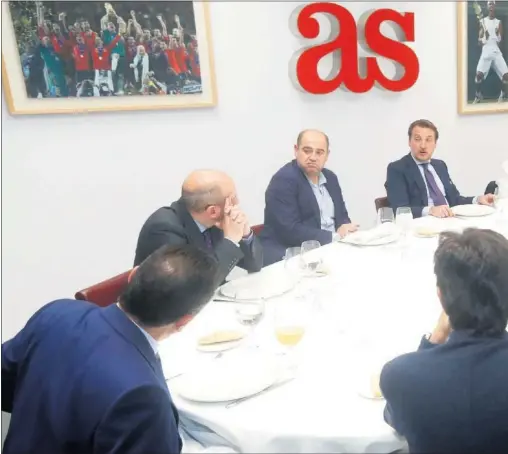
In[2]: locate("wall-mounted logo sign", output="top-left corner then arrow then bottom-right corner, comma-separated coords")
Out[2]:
290,2 -> 420,94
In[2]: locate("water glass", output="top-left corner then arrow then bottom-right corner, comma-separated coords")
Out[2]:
396,207 -> 413,233
377,207 -> 395,225
301,240 -> 322,274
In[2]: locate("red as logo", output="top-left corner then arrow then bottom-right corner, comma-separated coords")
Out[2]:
290,3 -> 420,94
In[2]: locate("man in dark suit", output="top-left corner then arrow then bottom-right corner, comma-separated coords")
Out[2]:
2,244 -> 219,454
260,129 -> 358,266
380,229 -> 508,453
385,119 -> 495,218
134,170 -> 263,282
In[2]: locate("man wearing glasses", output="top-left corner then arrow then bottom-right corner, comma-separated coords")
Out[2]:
259,129 -> 358,266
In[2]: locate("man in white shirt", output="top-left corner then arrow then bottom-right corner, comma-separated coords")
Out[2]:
385,119 -> 495,218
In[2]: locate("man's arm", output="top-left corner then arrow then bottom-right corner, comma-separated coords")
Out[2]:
265,176 -> 333,246
94,386 -> 181,454
330,175 -> 351,227
237,236 -> 263,273
385,163 -> 424,218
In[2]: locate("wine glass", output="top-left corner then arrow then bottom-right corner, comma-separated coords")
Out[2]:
301,240 -> 322,275
377,207 -> 394,225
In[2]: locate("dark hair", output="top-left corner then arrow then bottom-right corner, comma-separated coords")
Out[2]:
296,129 -> 330,149
408,119 -> 439,141
434,228 -> 508,336
119,245 -> 219,328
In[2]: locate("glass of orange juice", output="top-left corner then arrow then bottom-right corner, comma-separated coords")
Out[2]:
274,299 -> 307,370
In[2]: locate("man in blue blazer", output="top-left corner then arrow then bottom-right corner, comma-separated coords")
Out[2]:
2,244 -> 219,454
380,229 -> 508,453
260,129 -> 358,266
385,119 -> 494,218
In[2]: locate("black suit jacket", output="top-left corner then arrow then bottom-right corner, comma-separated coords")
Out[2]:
134,199 -> 263,281
380,331 -> 508,453
385,153 -> 474,218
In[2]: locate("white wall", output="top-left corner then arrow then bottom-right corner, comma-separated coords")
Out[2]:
2,2 -> 507,339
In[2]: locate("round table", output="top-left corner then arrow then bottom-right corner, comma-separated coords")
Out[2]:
160,211 -> 507,453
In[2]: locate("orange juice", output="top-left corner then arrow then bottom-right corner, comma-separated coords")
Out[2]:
275,326 -> 305,346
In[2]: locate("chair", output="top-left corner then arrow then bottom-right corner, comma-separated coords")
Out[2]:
485,180 -> 498,195
251,224 -> 264,236
75,270 -> 132,307
374,196 -> 389,212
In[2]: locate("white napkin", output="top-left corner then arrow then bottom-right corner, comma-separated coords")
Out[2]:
343,223 -> 399,245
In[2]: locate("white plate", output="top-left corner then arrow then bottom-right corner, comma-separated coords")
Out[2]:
452,204 -> 496,217
196,339 -> 243,353
342,231 -> 400,246
220,272 -> 295,301
173,352 -> 280,402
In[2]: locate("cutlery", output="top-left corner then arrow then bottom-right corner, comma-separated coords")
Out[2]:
225,376 -> 295,408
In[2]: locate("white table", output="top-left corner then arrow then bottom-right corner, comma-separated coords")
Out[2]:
160,211 -> 508,454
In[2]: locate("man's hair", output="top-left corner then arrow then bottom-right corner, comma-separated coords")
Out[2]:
119,245 -> 219,328
434,228 -> 508,336
408,119 -> 439,141
296,129 -> 330,148
181,185 -> 224,212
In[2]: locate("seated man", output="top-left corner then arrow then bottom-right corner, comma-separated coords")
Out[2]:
385,119 -> 494,218
2,244 -> 219,453
134,169 -> 263,282
380,228 -> 508,453
260,129 -> 358,266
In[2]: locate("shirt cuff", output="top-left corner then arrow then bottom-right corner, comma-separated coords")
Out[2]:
241,231 -> 254,245
224,238 -> 240,248
421,207 -> 430,217
472,196 -> 479,205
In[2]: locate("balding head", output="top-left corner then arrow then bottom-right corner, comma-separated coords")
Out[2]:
181,170 -> 237,225
294,129 -> 330,181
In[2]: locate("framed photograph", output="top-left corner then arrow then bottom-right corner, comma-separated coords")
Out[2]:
2,1 -> 217,115
457,1 -> 508,114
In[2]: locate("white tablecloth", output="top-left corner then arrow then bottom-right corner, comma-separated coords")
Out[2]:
160,211 -> 508,454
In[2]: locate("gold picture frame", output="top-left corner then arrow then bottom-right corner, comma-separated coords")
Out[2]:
457,1 -> 508,114
2,1 -> 217,115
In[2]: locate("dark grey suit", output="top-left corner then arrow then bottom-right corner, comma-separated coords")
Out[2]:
134,199 -> 263,282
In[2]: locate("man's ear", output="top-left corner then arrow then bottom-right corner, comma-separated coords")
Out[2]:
128,266 -> 139,283
174,314 -> 194,331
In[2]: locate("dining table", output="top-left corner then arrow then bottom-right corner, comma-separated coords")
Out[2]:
160,206 -> 508,454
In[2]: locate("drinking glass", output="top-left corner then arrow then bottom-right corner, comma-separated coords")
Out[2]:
274,299 -> 307,371
284,247 -> 304,275
377,207 -> 395,225
396,207 -> 413,234
301,240 -> 322,274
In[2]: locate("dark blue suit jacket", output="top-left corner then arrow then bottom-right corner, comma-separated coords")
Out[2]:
385,153 -> 473,218
260,160 -> 350,266
380,331 -> 508,453
2,300 -> 182,454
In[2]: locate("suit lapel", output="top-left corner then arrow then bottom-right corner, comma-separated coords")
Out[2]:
405,154 -> 428,205
174,199 -> 207,248
293,161 -> 321,227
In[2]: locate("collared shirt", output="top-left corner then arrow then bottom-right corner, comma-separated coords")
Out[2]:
193,220 -> 254,246
306,173 -> 335,232
116,303 -> 158,355
411,155 -> 478,216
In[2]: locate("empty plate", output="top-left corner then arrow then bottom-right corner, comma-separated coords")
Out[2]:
452,204 -> 496,217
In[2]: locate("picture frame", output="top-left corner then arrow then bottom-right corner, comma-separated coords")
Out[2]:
2,1 -> 217,115
457,1 -> 508,114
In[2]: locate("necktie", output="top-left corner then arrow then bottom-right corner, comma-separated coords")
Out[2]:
420,163 -> 447,206
202,229 -> 213,250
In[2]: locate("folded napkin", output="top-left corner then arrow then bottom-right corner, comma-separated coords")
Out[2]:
343,223 -> 399,245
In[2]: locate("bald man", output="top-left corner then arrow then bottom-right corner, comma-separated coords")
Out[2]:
260,130 -> 358,266
134,170 -> 263,282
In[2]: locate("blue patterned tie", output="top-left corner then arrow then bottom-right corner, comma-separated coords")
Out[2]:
202,229 -> 213,250
420,164 -> 447,206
